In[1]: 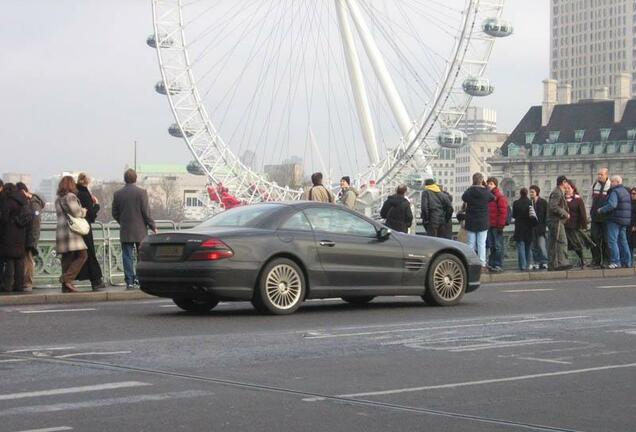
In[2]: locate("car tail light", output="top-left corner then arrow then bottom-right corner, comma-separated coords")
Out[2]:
188,238 -> 234,261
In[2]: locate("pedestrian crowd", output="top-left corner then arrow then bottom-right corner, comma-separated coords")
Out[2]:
2,167 -> 634,293
307,168 -> 636,273
0,169 -> 155,293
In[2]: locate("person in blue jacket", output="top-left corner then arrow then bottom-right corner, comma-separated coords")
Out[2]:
598,175 -> 633,268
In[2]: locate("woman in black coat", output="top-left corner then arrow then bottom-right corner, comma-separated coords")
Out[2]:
380,185 -> 413,233
0,183 -> 31,292
512,188 -> 534,271
75,173 -> 105,290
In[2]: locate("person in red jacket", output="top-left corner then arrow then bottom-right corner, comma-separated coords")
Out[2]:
486,177 -> 508,272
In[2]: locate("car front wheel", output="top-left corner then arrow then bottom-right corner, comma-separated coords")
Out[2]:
173,297 -> 219,313
253,258 -> 305,315
423,253 -> 466,306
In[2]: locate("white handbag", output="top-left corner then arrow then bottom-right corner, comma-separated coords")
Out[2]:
66,213 -> 90,235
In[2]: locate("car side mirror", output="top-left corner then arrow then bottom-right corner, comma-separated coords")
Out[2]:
377,227 -> 391,240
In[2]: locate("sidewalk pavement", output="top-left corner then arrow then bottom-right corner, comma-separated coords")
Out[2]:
1,267 -> 635,306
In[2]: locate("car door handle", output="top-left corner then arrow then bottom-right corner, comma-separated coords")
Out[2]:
319,240 -> 336,247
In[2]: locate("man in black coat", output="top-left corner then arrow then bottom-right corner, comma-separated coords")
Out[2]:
461,172 -> 495,268
380,184 -> 413,233
421,178 -> 452,238
112,169 -> 156,289
0,183 -> 32,292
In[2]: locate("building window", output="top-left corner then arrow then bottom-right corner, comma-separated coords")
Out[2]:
575,129 -> 585,141
548,131 -> 560,143
600,128 -> 611,141
525,132 -> 536,144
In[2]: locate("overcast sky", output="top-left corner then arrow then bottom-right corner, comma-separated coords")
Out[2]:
0,0 -> 549,186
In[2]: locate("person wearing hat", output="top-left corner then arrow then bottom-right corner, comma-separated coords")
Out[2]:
547,175 -> 572,271
338,176 -> 358,210
421,178 -> 452,238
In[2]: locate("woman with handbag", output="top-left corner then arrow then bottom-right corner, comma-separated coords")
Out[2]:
75,173 -> 105,290
55,176 -> 88,293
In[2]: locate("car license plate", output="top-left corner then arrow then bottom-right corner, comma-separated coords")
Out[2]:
155,245 -> 184,258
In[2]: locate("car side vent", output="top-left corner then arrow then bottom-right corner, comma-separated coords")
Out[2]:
404,259 -> 425,271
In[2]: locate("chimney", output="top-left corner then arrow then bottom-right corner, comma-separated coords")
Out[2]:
542,79 -> 557,127
557,83 -> 572,105
614,72 -> 631,123
592,86 -> 609,100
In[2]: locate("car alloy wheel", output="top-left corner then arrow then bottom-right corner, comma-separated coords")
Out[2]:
254,258 -> 305,314
423,253 -> 466,306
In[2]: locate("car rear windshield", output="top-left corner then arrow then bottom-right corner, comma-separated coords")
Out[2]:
197,204 -> 284,228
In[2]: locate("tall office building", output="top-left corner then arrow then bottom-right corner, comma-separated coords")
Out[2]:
550,0 -> 635,101
457,106 -> 497,135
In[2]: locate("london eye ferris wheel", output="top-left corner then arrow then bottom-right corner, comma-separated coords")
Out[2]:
148,0 -> 512,208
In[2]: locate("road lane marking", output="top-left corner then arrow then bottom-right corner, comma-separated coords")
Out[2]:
11,427 -> 73,432
597,285 -> 636,289
337,362 -> 636,398
0,359 -> 30,363
54,351 -> 131,359
515,357 -> 572,365
6,347 -> 75,353
501,289 -> 555,293
19,309 -> 96,314
0,382 -> 150,401
304,316 -> 588,339
0,391 -> 212,417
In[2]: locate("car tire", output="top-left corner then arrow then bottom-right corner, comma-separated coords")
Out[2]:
341,296 -> 375,305
253,258 -> 305,315
422,253 -> 467,306
173,297 -> 219,313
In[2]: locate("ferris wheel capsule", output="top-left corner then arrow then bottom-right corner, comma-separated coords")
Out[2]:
187,160 -> 206,175
462,77 -> 495,97
482,18 -> 513,37
168,123 -> 195,138
155,81 -> 183,95
437,129 -> 468,149
146,33 -> 174,49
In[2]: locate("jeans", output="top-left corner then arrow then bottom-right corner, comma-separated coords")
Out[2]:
122,242 -> 140,286
467,230 -> 488,266
516,240 -> 531,270
486,228 -> 504,269
531,233 -> 548,266
606,222 -> 633,267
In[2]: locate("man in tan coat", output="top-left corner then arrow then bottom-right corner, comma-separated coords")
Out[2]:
306,172 -> 334,203
547,175 -> 572,271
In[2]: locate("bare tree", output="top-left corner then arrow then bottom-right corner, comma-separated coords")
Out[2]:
91,181 -> 124,223
148,177 -> 184,221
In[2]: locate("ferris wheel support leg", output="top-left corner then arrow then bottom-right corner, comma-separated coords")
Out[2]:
335,0 -> 379,166
344,0 -> 414,142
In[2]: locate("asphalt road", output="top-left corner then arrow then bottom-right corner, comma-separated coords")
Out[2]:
1,276 -> 635,432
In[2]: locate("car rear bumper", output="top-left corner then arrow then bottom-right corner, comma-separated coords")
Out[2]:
136,261 -> 257,300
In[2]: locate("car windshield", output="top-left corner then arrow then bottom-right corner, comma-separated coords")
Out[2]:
197,204 -> 284,228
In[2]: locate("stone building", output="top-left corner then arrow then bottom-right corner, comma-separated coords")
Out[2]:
489,78 -> 636,204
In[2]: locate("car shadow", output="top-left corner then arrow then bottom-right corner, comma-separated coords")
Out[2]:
146,297 -> 479,318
